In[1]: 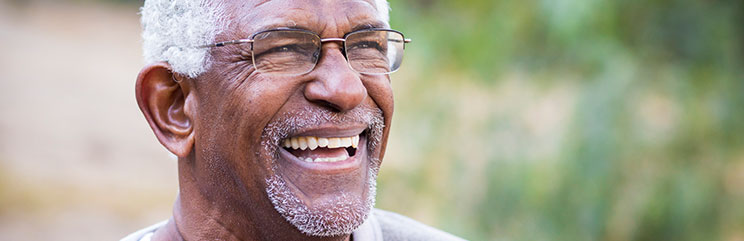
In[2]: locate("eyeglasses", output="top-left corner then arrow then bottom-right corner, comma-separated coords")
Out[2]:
200,28 -> 411,75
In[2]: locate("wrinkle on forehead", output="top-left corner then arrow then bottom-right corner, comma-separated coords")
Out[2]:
320,0 -> 386,33
221,0 -> 386,39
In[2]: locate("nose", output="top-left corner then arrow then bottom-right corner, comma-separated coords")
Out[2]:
304,46 -> 367,112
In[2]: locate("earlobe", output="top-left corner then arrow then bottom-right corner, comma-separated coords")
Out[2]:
136,62 -> 196,158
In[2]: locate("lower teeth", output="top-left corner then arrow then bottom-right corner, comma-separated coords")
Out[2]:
303,157 -> 346,163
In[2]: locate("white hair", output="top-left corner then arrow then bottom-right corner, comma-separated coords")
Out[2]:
140,0 -> 390,78
373,0 -> 391,23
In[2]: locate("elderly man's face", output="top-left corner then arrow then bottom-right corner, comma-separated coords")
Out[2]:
190,0 -> 393,236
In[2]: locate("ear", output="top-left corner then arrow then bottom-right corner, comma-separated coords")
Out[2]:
136,62 -> 195,157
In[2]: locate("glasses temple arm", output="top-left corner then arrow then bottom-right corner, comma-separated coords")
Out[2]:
389,39 -> 412,44
198,39 -> 254,48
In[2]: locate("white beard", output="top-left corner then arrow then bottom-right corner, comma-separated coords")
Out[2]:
265,165 -> 379,236
259,106 -> 385,237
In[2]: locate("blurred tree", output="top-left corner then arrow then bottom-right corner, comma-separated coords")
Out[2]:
382,0 -> 744,240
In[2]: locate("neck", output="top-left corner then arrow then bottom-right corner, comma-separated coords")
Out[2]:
151,156 -> 351,241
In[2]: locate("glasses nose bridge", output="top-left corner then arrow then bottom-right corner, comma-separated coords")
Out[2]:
319,37 -> 346,52
319,37 -> 346,44
317,37 -> 348,61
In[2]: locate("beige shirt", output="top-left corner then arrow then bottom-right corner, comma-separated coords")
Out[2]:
121,209 -> 464,241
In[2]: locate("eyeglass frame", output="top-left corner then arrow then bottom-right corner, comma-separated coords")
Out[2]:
198,28 -> 412,75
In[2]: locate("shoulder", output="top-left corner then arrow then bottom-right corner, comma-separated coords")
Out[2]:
372,209 -> 466,241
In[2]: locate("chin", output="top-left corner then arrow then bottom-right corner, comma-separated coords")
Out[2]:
259,106 -> 385,236
265,165 -> 378,236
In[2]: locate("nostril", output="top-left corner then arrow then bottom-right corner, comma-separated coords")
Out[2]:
309,99 -> 343,112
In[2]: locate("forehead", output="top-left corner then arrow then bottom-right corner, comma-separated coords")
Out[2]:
223,0 -> 387,37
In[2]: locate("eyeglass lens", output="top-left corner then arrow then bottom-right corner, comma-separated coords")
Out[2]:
250,30 -> 405,75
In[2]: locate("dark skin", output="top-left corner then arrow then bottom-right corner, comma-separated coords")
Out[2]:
135,0 -> 394,240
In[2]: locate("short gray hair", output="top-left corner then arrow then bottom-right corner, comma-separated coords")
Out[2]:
140,0 -> 390,78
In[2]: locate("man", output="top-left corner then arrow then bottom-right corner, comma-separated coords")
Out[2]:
123,0 -> 463,240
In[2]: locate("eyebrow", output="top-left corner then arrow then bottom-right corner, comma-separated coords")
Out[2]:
252,20 -> 387,37
253,23 -> 312,33
351,21 -> 386,32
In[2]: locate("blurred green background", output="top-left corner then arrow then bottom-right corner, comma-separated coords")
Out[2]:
0,0 -> 742,240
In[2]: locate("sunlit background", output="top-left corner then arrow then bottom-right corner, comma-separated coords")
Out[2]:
0,0 -> 742,240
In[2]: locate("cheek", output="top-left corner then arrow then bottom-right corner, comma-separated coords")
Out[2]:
362,76 -> 394,159
195,75 -> 298,177
364,76 -> 394,120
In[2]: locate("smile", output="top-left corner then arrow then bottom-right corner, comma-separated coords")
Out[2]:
281,135 -> 361,163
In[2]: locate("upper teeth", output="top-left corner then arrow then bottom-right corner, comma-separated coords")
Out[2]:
283,135 -> 360,150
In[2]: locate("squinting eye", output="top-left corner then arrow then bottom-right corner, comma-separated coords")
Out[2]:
268,45 -> 294,53
350,41 -> 384,52
255,44 -> 304,58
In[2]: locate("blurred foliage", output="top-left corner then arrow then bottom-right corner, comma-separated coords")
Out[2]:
377,0 -> 744,240
71,0 -> 744,240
